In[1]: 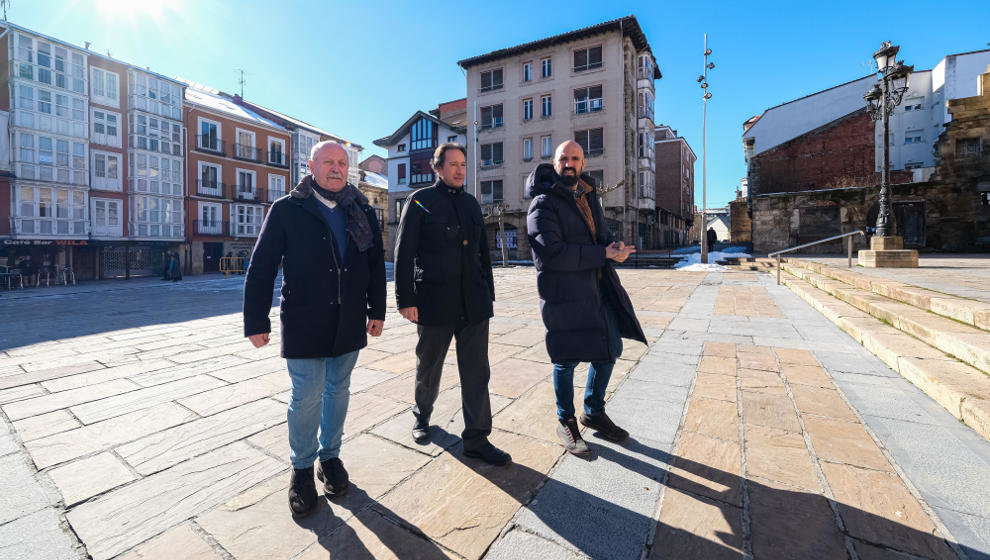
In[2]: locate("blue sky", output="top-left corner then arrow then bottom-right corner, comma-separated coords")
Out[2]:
14,0 -> 990,208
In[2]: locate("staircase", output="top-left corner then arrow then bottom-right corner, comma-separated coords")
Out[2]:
771,257 -> 990,442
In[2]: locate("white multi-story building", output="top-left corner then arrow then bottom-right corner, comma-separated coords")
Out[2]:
373,108 -> 467,259
8,26 -> 90,248
456,16 -> 662,251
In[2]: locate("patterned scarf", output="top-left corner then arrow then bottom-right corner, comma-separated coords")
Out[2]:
310,178 -> 374,252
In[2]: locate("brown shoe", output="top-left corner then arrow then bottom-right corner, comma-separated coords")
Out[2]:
557,417 -> 591,456
580,411 -> 629,442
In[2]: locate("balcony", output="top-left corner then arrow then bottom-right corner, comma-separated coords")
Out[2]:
267,151 -> 289,168
196,135 -> 226,156
196,180 -> 227,199
233,143 -> 262,163
235,184 -> 264,202
194,219 -> 228,236
268,188 -> 287,202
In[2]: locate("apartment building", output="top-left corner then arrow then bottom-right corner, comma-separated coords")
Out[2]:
183,84 -> 290,274
456,15 -> 662,255
654,125 -> 695,247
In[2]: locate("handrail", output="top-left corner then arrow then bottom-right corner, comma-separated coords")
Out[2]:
769,230 -> 865,285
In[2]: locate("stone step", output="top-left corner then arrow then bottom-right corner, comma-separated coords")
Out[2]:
780,262 -> 990,376
784,257 -> 990,333
776,267 -> 990,443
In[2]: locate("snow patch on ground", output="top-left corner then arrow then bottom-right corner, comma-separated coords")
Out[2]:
674,250 -> 752,271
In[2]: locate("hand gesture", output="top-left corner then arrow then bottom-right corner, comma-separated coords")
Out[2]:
605,241 -> 636,263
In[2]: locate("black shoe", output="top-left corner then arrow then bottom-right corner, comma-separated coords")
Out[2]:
464,442 -> 512,466
580,410 -> 629,442
316,457 -> 349,497
288,467 -> 317,517
557,417 -> 591,456
412,420 -> 430,444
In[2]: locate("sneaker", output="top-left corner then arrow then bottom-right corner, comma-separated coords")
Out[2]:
557,417 -> 591,456
580,410 -> 629,442
288,467 -> 317,517
463,442 -> 512,466
316,457 -> 349,497
412,419 -> 430,444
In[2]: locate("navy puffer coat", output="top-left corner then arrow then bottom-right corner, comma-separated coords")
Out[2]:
526,164 -> 646,363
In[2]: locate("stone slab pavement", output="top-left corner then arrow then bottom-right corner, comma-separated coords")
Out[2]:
0,267 -> 988,559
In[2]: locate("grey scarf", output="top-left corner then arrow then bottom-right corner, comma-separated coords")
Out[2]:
309,177 -> 374,252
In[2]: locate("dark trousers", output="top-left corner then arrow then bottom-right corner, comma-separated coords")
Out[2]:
413,318 -> 493,451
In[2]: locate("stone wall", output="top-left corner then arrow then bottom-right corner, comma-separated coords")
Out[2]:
729,197 -> 751,244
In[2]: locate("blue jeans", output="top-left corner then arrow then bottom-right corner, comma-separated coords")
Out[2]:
285,351 -> 359,469
552,302 -> 623,421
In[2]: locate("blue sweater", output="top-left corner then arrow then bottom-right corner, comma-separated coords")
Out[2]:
314,201 -> 348,261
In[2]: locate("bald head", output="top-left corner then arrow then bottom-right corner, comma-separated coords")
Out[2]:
309,141 -> 349,192
553,140 -> 585,187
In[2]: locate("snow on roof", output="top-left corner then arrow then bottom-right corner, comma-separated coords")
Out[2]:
362,171 -> 388,189
181,82 -> 285,130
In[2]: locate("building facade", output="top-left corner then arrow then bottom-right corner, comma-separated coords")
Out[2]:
374,109 -> 467,260
456,16 -> 662,253
183,85 -> 290,275
653,125 -> 694,247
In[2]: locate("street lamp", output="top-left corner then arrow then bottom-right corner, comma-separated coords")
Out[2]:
698,34 -> 714,264
864,41 -> 913,238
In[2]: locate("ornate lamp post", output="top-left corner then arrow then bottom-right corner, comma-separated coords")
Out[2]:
858,41 -> 918,267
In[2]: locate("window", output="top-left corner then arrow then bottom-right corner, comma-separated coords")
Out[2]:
91,151 -> 121,190
15,186 -> 87,236
904,101 -> 922,112
541,135 -> 552,158
638,90 -> 655,120
91,67 -> 119,105
480,142 -> 503,167
397,163 -> 407,185
198,162 -> 222,196
523,98 -> 533,121
574,85 -> 603,114
481,179 -> 503,204
905,130 -> 923,144
92,109 -> 122,147
198,202 -> 223,234
541,57 -> 552,78
480,104 -> 503,129
237,169 -> 257,200
91,198 -> 122,236
448,135 -> 457,142
575,128 -> 604,158
904,161 -> 924,169
394,198 -> 405,221
638,55 -> 653,80
236,129 -> 257,160
410,118 -> 435,151
638,131 -> 654,159
587,170 -> 604,186
131,195 -> 182,238
268,174 -> 286,201
574,46 -> 603,72
523,137 -> 534,161
198,118 -> 221,152
398,143 -> 406,152
523,62 -> 533,82
957,138 -> 981,159
541,95 -> 552,118
234,204 -> 264,236
268,137 -> 286,165
480,68 -> 503,92
37,90 -> 52,114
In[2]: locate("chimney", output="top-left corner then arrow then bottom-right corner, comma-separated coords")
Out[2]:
84,41 -> 91,50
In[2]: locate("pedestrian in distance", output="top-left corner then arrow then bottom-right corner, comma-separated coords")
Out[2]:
393,142 -> 511,467
243,140 -> 386,517
526,140 -> 647,456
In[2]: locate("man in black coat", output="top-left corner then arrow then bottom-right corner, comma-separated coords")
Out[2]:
526,140 -> 647,456
394,143 -> 510,466
243,141 -> 386,517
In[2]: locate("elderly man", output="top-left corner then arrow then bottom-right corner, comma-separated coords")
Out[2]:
243,140 -> 386,517
393,142 -> 510,466
526,140 -> 646,456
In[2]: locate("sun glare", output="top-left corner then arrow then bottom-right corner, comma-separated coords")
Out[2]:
94,0 -> 184,23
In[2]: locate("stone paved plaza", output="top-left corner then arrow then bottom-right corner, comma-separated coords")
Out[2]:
1,268 -> 989,559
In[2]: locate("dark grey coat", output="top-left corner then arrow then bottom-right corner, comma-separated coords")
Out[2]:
526,164 -> 646,363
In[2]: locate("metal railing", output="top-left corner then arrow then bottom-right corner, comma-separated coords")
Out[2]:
233,143 -> 261,162
196,180 -> 227,199
768,230 -> 865,285
197,135 -> 225,155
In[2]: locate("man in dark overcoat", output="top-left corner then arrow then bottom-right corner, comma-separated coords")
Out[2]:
526,140 -> 646,456
243,141 -> 386,517
393,143 -> 510,466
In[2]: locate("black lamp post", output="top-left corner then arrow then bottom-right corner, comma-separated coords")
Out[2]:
864,41 -> 913,238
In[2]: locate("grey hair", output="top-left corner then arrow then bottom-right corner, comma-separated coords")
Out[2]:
309,140 -> 347,163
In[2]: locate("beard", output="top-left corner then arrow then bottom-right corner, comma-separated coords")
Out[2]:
559,173 -> 579,186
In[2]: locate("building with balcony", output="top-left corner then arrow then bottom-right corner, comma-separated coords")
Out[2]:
654,125 -> 695,247
373,105 -> 467,259
183,83 -> 290,274
456,15 -> 662,255
3,24 -> 91,272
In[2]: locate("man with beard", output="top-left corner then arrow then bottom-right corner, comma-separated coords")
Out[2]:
526,140 -> 646,456
393,143 -> 511,466
243,141 -> 386,516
